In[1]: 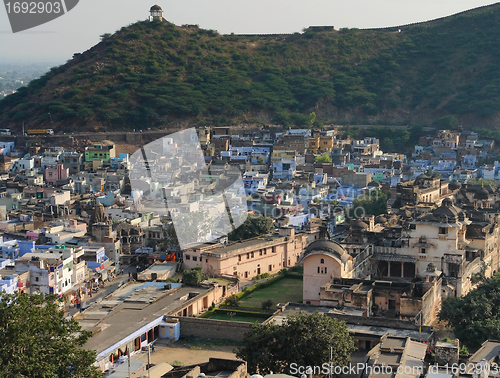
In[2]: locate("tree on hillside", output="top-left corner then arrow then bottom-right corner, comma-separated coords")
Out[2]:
0,292 -> 101,378
308,112 -> 316,127
351,189 -> 387,217
236,311 -> 355,374
228,215 -> 274,241
439,273 -> 500,349
434,115 -> 459,129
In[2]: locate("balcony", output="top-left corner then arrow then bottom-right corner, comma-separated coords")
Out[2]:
438,233 -> 448,240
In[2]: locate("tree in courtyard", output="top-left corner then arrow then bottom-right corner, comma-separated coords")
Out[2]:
261,299 -> 274,310
236,311 -> 355,374
351,189 -> 387,217
228,215 -> 274,242
315,153 -> 332,163
0,291 -> 101,378
182,266 -> 208,285
158,222 -> 181,251
225,295 -> 240,307
439,273 -> 500,349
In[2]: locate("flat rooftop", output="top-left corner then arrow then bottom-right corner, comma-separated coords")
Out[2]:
382,337 -> 406,350
202,235 -> 283,258
142,263 -> 177,273
378,352 -> 401,365
80,282 -> 210,357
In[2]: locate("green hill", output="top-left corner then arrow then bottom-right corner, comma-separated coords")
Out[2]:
2,3 -> 500,132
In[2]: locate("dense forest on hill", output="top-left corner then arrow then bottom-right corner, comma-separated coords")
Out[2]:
2,3 -> 500,132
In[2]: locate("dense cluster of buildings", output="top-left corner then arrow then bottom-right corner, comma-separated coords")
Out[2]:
2,122 -> 500,376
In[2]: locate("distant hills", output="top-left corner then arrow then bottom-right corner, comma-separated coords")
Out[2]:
2,3 -> 500,132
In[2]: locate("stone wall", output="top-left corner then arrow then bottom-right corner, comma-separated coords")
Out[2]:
420,278 -> 442,326
166,316 -> 252,342
435,341 -> 459,365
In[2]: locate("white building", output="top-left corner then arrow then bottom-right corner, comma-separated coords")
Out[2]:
243,172 -> 268,196
0,141 -> 14,155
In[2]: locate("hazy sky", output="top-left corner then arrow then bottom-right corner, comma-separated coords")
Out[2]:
0,0 -> 498,64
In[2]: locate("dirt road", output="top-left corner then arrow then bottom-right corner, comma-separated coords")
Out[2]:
136,344 -> 239,366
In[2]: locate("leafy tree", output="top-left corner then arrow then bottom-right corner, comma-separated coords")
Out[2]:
228,215 -> 274,241
261,299 -> 274,310
424,168 -> 441,178
439,273 -> 500,349
236,311 -> 355,374
182,266 -> 208,285
289,113 -> 309,126
468,178 -> 497,189
345,126 -> 360,139
308,112 -> 316,127
225,295 -> 240,307
352,189 -> 387,217
313,120 -> 324,129
434,115 -> 459,129
0,292 -> 101,378
315,153 -> 332,163
158,222 -> 181,251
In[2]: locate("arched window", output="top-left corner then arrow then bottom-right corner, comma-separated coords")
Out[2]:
320,258 -> 324,264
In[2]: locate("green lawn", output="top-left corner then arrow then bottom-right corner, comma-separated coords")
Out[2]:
238,277 -> 303,308
203,309 -> 268,323
211,277 -> 237,287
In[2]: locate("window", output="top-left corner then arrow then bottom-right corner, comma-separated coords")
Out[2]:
449,263 -> 460,278
320,258 -> 324,264
247,253 -> 250,259
420,248 -> 426,254
35,277 -> 39,282
318,267 -> 320,273
238,255 -> 241,262
269,265 -> 272,272
206,259 -> 208,263
439,227 -> 448,234
193,256 -> 197,262
272,246 -> 276,253
259,250 -> 262,256
325,267 -> 327,274
185,255 -> 190,260
251,252 -> 254,258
